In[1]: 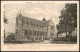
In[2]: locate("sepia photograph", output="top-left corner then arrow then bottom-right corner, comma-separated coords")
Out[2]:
1,1 -> 79,51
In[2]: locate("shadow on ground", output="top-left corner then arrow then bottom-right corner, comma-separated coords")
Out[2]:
4,40 -> 77,44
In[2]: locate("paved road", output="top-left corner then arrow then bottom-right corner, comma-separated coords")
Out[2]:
4,40 -> 77,44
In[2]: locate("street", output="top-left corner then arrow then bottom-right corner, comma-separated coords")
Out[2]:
4,40 -> 77,44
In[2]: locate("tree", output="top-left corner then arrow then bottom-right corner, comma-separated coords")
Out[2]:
57,4 -> 77,41
4,6 -> 8,39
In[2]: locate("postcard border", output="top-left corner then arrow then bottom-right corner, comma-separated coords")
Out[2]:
0,0 -> 79,52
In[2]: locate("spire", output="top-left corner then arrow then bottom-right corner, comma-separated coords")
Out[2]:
43,16 -> 46,21
19,10 -> 22,15
17,10 -> 20,16
51,17 -> 53,21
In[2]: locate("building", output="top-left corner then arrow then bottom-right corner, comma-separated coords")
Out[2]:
72,28 -> 77,37
15,13 -> 55,41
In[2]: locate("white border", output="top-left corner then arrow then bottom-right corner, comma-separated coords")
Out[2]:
1,1 -> 79,51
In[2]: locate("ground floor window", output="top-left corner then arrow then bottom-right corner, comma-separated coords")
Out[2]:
35,38 -> 38,40
25,30 -> 28,35
39,38 -> 42,40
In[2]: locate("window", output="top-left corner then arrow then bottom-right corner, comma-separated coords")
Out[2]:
35,38 -> 38,40
47,28 -> 48,31
25,30 -> 28,35
37,31 -> 39,36
29,30 -> 32,35
34,31 -> 36,36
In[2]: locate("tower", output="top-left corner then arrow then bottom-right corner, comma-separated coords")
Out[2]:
15,10 -> 25,41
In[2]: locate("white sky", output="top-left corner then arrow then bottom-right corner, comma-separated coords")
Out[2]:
2,1 -> 77,33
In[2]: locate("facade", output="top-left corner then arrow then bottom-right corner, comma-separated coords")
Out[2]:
15,13 -> 55,41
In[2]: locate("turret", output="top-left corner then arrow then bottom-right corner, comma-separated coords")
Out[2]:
42,17 -> 46,21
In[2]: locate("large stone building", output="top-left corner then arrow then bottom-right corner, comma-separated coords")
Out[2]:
15,13 -> 55,41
